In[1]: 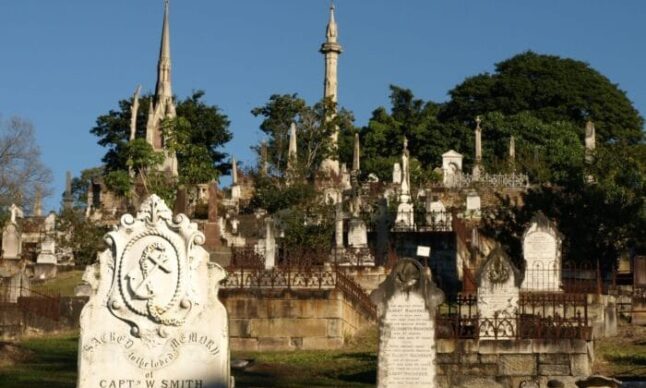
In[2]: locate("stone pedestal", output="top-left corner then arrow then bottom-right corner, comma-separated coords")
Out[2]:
372,259 -> 444,387
78,195 -> 232,388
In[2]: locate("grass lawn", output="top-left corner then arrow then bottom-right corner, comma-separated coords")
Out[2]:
0,332 -> 78,388
31,270 -> 84,297
594,320 -> 646,380
0,328 -> 377,388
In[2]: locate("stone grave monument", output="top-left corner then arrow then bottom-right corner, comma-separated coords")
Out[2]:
371,259 -> 444,387
78,195 -> 232,388
2,204 -> 23,260
522,212 -> 562,291
477,247 -> 521,339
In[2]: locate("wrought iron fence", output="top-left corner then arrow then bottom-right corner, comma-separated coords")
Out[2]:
436,291 -> 591,340
221,265 -> 377,321
437,172 -> 530,189
521,261 -> 604,294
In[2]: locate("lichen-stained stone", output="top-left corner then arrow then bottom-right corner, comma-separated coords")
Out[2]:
371,259 -> 444,388
78,195 -> 232,388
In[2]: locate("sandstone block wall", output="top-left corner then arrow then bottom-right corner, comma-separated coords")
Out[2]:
222,288 -> 373,351
436,338 -> 593,388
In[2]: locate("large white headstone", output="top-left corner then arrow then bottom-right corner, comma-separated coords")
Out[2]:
521,213 -> 562,291
372,259 -> 444,388
477,248 -> 520,339
78,195 -> 232,388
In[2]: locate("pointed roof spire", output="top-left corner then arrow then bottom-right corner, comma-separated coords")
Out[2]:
326,2 -> 338,43
155,0 -> 173,101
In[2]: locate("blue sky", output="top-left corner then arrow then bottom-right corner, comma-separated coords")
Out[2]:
0,1 -> 644,211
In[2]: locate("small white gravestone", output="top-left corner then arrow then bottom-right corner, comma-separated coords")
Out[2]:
522,212 -> 562,291
78,195 -> 232,388
36,238 -> 57,264
426,196 -> 449,226
477,247 -> 520,339
372,259 -> 444,388
465,190 -> 481,218
348,218 -> 368,249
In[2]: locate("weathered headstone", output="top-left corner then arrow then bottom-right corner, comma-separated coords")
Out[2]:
348,218 -> 368,250
522,212 -> 562,291
392,163 -> 402,184
2,205 -> 23,260
372,259 -> 444,387
477,247 -> 520,339
465,190 -> 481,218
78,195 -> 232,388
442,150 -> 463,187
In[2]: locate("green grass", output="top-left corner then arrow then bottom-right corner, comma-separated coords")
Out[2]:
0,329 -> 377,388
31,270 -> 84,297
594,321 -> 646,379
231,350 -> 376,387
0,332 -> 78,388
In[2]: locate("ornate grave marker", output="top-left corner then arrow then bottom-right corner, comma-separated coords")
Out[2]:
372,259 -> 444,387
477,247 -> 521,339
522,212 -> 562,291
78,195 -> 232,388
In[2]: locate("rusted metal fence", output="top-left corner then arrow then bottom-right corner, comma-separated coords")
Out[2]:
521,261 -> 604,294
436,292 -> 591,340
222,264 -> 377,321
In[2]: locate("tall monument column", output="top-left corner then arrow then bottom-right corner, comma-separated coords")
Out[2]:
472,116 -> 484,180
319,4 -> 343,176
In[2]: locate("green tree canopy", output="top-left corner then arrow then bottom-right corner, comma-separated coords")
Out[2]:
440,51 -> 644,144
252,94 -> 356,180
359,85 -> 460,181
91,90 -> 232,187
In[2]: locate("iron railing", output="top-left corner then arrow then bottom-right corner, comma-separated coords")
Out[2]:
436,291 -> 591,340
222,265 -> 377,321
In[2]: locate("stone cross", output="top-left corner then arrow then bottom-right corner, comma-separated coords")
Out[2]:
77,195 -> 232,387
372,259 -> 444,387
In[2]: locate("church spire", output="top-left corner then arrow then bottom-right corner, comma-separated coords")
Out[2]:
145,0 -> 178,176
155,0 -> 173,102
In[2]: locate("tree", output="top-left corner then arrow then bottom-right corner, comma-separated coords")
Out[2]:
0,116 -> 52,213
90,90 -> 232,188
252,94 -> 356,180
56,208 -> 108,266
440,51 -> 644,144
359,86 -> 461,182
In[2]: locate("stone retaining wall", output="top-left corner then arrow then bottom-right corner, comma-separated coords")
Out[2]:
436,338 -> 593,388
222,288 -> 374,351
